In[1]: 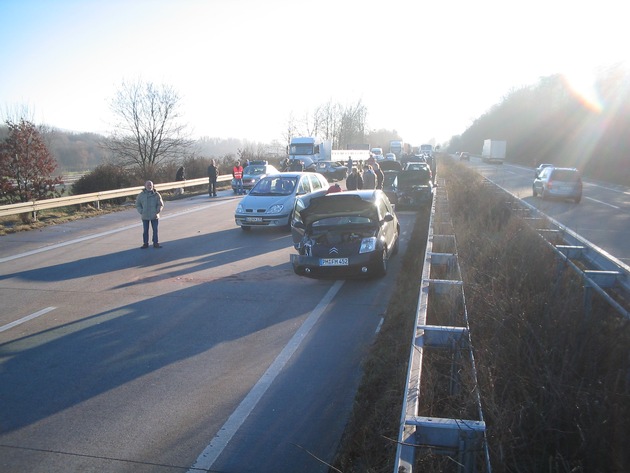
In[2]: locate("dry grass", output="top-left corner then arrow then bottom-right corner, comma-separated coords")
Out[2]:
332,158 -> 630,473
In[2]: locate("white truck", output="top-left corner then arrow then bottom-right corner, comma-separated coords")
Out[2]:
481,139 -> 506,164
389,140 -> 404,160
288,137 -> 332,162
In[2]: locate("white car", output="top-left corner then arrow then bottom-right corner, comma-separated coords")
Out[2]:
234,172 -> 330,231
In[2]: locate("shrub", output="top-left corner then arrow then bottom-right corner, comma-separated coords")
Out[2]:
71,163 -> 132,195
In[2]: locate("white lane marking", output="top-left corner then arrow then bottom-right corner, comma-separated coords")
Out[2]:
0,199 -> 234,264
188,280 -> 345,472
585,196 -> 620,209
0,307 -> 56,333
375,317 -> 384,334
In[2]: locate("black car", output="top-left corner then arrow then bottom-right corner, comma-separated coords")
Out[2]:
396,162 -> 434,207
313,161 -> 348,181
290,190 -> 400,278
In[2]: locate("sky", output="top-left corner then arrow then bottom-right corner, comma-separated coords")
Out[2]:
1,0 -> 628,147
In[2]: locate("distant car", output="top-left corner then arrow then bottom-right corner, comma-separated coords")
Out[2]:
235,172 -> 329,230
290,190 -> 400,278
397,162 -> 434,207
313,161 -> 348,181
459,152 -> 470,161
231,164 -> 280,194
379,161 -> 403,204
384,153 -> 396,161
532,167 -> 582,203
534,163 -> 553,177
371,148 -> 384,161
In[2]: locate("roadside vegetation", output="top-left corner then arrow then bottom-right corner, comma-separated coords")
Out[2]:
333,156 -> 630,472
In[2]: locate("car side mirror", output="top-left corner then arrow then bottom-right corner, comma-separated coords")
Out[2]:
382,213 -> 394,223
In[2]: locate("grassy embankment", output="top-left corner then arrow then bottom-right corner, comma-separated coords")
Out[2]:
333,157 -> 630,472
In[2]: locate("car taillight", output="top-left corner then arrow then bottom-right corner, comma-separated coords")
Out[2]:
547,179 -> 553,189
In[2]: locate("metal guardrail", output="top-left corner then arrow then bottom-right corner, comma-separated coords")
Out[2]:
484,178 -> 630,319
394,179 -> 491,473
0,176 -> 232,219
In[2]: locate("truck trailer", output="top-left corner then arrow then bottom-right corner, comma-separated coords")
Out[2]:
481,139 -> 506,164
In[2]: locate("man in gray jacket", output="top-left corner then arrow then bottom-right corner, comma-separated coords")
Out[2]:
136,180 -> 164,249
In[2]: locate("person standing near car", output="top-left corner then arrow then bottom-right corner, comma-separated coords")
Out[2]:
345,166 -> 363,190
232,161 -> 244,195
362,165 -> 376,189
372,162 -> 384,189
207,159 -> 219,197
136,180 -> 164,249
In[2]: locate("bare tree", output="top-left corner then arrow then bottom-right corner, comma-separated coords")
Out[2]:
106,80 -> 192,179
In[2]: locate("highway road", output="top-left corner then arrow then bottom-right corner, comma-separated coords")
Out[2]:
460,157 -> 630,266
0,191 -> 417,473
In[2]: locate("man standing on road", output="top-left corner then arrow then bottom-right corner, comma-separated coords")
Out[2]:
232,161 -> 244,195
136,180 -> 164,249
207,159 -> 219,197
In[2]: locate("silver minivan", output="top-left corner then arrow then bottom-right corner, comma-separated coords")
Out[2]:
532,167 -> 582,203
234,172 -> 329,231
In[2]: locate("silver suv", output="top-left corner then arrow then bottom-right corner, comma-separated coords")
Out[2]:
533,167 -> 582,203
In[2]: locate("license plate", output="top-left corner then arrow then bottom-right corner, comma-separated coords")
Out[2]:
320,258 -> 349,266
246,217 -> 262,222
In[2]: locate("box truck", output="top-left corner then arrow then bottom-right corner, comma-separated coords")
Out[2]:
481,139 -> 506,164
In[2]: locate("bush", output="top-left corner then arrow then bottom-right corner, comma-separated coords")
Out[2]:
71,163 -> 132,195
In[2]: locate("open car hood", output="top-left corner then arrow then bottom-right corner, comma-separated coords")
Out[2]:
299,194 -> 378,227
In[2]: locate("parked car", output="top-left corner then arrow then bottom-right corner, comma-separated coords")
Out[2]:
379,160 -> 403,205
313,160 -> 348,181
231,164 -> 280,194
234,172 -> 329,230
459,152 -> 470,161
384,152 -> 396,161
397,162 -> 434,207
532,167 -> 582,203
534,163 -> 553,177
290,190 -> 400,278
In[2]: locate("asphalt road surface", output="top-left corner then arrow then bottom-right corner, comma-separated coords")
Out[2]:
0,190 -> 417,473
460,157 -> 630,266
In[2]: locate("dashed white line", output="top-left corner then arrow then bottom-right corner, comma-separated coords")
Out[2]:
0,307 -> 56,333
585,196 -> 620,209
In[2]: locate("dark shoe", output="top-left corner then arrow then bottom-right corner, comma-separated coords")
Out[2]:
213,194 -> 217,197
141,243 -> 149,249
153,243 -> 162,248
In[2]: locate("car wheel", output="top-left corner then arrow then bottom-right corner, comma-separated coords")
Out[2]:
574,194 -> 582,203
284,211 -> 293,231
374,248 -> 388,278
241,225 -> 251,231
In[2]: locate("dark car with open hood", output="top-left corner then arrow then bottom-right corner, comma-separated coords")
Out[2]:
290,190 -> 400,278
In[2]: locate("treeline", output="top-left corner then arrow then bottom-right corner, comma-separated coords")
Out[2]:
448,65 -> 630,185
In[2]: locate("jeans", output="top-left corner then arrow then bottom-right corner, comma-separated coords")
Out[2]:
235,178 -> 243,194
142,219 -> 159,244
209,179 -> 217,196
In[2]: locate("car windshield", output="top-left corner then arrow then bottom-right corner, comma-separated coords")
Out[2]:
244,165 -> 265,175
312,216 -> 374,227
289,143 -> 314,155
249,176 -> 297,196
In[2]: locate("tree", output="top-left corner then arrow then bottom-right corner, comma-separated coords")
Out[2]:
0,119 -> 62,204
106,80 -> 192,179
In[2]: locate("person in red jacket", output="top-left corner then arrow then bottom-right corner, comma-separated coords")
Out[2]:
232,161 -> 244,195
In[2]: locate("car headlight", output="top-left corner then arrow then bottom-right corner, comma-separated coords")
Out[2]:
268,204 -> 284,214
236,204 -> 244,213
359,237 -> 377,254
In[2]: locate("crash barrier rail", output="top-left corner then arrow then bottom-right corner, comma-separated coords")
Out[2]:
0,176 -> 232,220
482,178 -> 630,320
394,179 -> 492,473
